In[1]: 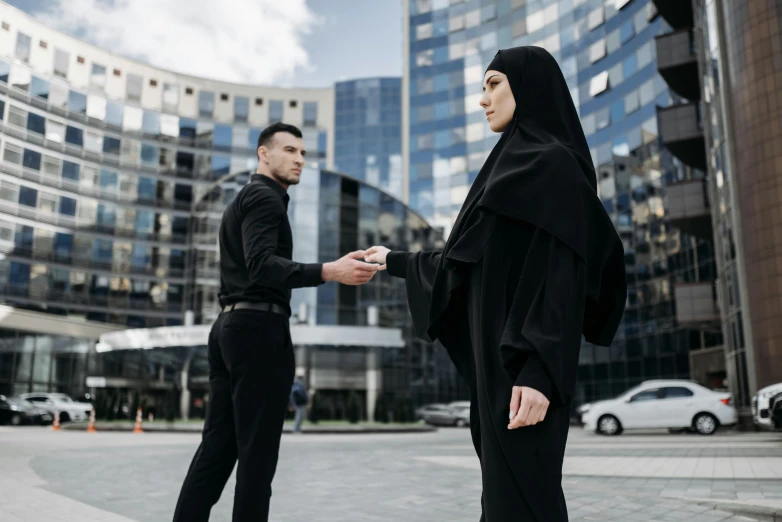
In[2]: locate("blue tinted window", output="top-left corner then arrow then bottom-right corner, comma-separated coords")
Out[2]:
269,100 -> 284,123
249,128 -> 262,149
19,186 -> 37,207
59,196 -> 77,216
8,262 -> 30,288
92,239 -> 113,263
620,20 -> 635,44
434,130 -> 450,148
199,91 -> 214,117
213,124 -> 232,149
65,126 -> 83,146
102,136 -> 121,155
611,100 -> 625,123
97,204 -> 116,227
68,91 -> 87,113
434,102 -> 450,119
26,112 -> 45,134
22,149 -> 41,171
303,101 -> 317,126
131,244 -> 150,268
623,54 -> 637,77
179,118 -> 197,138
106,101 -> 123,127
134,210 -> 155,234
0,99 -> 4,121
99,169 -> 118,190
234,96 -> 249,122
211,155 -> 230,178
15,225 -> 33,248
53,233 -> 73,257
318,131 -> 327,153
62,161 -> 80,181
137,177 -> 156,202
141,144 -> 158,165
142,111 -> 160,135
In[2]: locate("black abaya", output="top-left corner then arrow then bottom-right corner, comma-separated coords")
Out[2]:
383,46 -> 627,522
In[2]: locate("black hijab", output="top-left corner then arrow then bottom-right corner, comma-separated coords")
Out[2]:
421,46 -> 625,347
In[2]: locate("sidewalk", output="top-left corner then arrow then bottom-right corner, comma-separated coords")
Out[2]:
61,420 -> 436,434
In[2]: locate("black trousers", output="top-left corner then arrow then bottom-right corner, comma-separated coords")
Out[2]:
173,309 -> 295,522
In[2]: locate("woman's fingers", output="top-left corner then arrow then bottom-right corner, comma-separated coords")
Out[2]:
509,386 -> 522,424
509,387 -> 549,429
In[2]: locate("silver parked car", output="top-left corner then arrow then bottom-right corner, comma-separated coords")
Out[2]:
415,403 -> 471,427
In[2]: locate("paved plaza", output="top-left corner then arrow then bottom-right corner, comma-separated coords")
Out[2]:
0,424 -> 781,521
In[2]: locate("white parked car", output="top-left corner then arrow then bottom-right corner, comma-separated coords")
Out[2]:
752,382 -> 782,429
581,380 -> 737,436
20,393 -> 92,423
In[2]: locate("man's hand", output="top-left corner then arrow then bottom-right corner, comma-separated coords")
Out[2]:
322,250 -> 378,285
508,386 -> 549,429
364,245 -> 390,270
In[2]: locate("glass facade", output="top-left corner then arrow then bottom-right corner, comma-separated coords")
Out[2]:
334,78 -> 403,200
406,0 -> 723,406
0,22 -> 331,330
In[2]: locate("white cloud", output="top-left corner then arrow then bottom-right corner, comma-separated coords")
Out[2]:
35,0 -> 318,85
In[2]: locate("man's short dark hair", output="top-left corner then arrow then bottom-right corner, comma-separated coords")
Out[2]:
257,122 -> 303,151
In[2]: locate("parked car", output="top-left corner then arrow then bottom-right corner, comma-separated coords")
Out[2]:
415,403 -> 470,427
19,392 -> 92,423
0,395 -> 54,425
768,391 -> 782,431
580,379 -> 737,436
751,382 -> 782,429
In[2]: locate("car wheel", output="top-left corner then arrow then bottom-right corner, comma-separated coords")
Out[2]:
10,414 -> 22,426
455,418 -> 467,428
693,413 -> 718,435
597,414 -> 622,435
59,412 -> 71,423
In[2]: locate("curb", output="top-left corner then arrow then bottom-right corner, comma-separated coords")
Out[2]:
61,422 -> 438,434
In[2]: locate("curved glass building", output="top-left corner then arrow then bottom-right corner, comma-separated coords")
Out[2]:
0,3 -> 462,417
405,0 -> 723,406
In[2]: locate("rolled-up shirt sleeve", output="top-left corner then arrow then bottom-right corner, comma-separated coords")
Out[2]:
241,187 -> 323,289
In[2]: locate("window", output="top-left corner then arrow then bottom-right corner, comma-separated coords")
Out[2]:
289,100 -> 297,108
163,83 -> 179,110
150,79 -> 158,87
39,40 -> 47,49
122,106 -> 143,131
625,90 -> 640,114
10,66 -> 31,91
105,101 -> 124,127
620,20 -> 635,44
589,39 -> 606,63
137,177 -> 156,202
199,91 -> 215,117
22,149 -> 41,171
8,105 -> 26,127
15,32 -> 31,62
142,110 -> 160,135
97,203 -> 116,228
587,7 -> 605,30
77,56 -> 85,64
303,101 -> 317,126
629,389 -> 659,402
255,97 -> 263,106
589,71 -> 610,97
54,49 -> 69,77
59,196 -> 77,216
211,156 -> 231,178
62,161 -> 80,181
113,68 -> 121,77
43,155 -> 60,176
3,143 -> 22,165
234,96 -> 249,122
103,136 -> 121,155
269,100 -> 283,123
663,387 -> 694,399
0,59 -> 9,83
84,131 -> 102,153
90,64 -> 106,88
127,74 -> 143,102
141,144 -> 158,165
86,95 -> 107,120
68,91 -> 87,114
607,29 -> 621,54
19,185 -> 37,207
27,112 -> 45,135
213,124 -> 232,150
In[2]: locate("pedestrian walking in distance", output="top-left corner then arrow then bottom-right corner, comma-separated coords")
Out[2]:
173,122 -> 378,522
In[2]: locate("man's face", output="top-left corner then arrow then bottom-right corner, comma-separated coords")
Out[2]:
259,132 -> 306,187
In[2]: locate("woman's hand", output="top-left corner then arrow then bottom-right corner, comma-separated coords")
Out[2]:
364,246 -> 390,270
508,386 -> 549,429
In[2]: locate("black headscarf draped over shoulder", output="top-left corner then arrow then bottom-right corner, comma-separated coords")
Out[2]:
418,46 -> 626,347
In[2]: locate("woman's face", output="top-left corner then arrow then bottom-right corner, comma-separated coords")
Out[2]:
480,70 -> 516,133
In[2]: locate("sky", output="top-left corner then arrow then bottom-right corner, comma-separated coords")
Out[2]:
4,0 -> 404,87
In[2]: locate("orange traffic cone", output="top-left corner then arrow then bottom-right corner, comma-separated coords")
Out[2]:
132,407 -> 143,433
52,411 -> 60,432
86,408 -> 96,433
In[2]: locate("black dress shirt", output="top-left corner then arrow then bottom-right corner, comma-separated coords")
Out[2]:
217,174 -> 324,315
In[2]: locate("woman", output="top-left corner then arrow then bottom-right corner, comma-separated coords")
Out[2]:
365,46 -> 626,521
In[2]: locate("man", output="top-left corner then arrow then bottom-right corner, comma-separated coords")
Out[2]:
289,375 -> 308,433
173,122 -> 378,522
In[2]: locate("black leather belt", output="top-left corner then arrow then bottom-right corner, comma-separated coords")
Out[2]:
222,302 -> 289,316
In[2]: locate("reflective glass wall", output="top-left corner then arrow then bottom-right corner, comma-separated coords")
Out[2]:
334,78 -> 403,200
406,0 -> 722,405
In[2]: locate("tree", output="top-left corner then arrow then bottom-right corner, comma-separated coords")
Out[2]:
374,394 -> 389,423
347,391 -> 362,424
